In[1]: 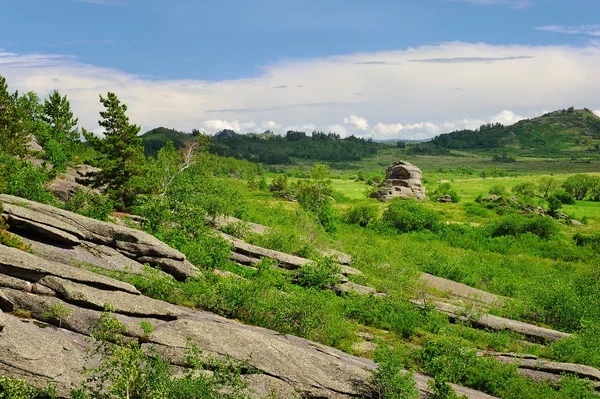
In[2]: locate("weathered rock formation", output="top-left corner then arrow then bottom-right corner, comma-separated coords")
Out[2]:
371,161 -> 426,202
47,164 -> 101,202
0,196 -> 504,399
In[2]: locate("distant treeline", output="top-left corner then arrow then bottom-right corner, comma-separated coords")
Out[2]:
210,130 -> 380,164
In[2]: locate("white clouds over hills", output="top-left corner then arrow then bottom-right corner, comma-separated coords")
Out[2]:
1,41 -> 599,140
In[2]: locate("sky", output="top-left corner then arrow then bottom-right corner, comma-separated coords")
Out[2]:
1,0 -> 599,139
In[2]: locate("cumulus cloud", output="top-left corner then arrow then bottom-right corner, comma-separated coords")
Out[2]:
536,25 -> 600,37
594,110 -> 600,117
1,41 -> 600,140
343,115 -> 370,131
490,110 -> 526,125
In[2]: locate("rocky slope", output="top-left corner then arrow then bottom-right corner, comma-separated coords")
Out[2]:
0,195 -> 503,398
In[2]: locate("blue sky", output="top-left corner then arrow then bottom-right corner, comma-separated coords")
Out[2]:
1,0 -> 599,138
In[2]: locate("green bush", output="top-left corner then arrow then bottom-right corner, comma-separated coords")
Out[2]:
345,203 -> 378,227
488,185 -> 507,196
370,346 -> 419,399
0,376 -> 57,399
63,188 -> 114,221
382,200 -> 441,233
485,215 -> 557,239
0,153 -> 54,204
430,183 -> 461,203
554,189 -> 576,205
295,257 -> 341,289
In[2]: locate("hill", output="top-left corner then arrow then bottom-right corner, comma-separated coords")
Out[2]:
141,127 -> 383,164
140,127 -> 192,156
414,108 -> 600,158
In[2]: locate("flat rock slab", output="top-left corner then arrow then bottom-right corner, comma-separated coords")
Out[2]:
17,235 -> 147,276
3,213 -> 81,246
2,203 -> 85,240
0,313 -> 88,397
422,300 -> 571,343
420,273 -> 502,307
221,232 -> 312,270
0,244 -> 139,295
0,195 -> 185,261
40,276 -> 181,320
493,354 -> 600,381
137,256 -> 201,281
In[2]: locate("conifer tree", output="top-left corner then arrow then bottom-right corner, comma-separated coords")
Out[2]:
83,92 -> 145,208
0,75 -> 31,156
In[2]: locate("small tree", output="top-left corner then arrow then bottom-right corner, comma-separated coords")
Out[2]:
0,75 -> 31,156
83,93 -> 146,209
562,174 -> 593,200
538,177 -> 558,199
38,90 -> 80,171
297,164 -> 338,232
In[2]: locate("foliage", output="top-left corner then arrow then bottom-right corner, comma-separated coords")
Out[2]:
297,164 -> 339,232
344,203 -> 378,227
381,199 -> 441,233
430,183 -> 460,203
553,189 -> 576,205
512,182 -> 536,198
485,214 -> 558,239
82,93 -> 146,209
562,174 -> 594,200
269,174 -> 290,197
370,346 -> 419,399
0,152 -> 55,204
0,376 -> 58,399
43,302 -> 72,327
295,257 -> 341,289
488,185 -> 507,196
0,75 -> 32,157
209,129 -> 380,164
63,188 -> 114,221
537,177 -> 558,199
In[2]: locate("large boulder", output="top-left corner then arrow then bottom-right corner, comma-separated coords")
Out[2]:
371,161 -> 426,202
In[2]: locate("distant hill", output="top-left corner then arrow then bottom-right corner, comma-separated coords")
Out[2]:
414,108 -> 600,158
140,127 -> 191,156
140,127 -> 383,164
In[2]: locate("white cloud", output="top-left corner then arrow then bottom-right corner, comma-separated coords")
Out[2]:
594,110 -> 600,117
490,110 -> 526,125
1,41 -> 600,140
343,115 -> 370,131
536,25 -> 600,37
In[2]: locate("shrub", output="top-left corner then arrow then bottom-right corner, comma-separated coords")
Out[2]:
554,189 -> 576,205
430,183 -> 460,203
486,214 -> 557,239
512,182 -> 536,197
345,203 -> 378,227
370,346 -> 420,399
562,174 -> 593,200
0,376 -> 57,399
63,188 -> 114,221
382,200 -> 441,233
488,185 -> 507,196
295,257 -> 341,289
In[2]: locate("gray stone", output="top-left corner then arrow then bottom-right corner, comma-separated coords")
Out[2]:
437,194 -> 453,203
371,161 -> 426,202
0,244 -> 139,295
3,213 -> 81,246
419,273 -> 502,307
221,232 -> 311,270
39,276 -> 181,320
334,281 -> 379,296
0,313 -> 89,398
2,203 -> 84,240
137,256 -> 200,281
340,265 -> 364,277
0,195 -> 185,261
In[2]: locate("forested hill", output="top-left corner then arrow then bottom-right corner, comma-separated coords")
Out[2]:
141,128 -> 382,164
419,108 -> 600,157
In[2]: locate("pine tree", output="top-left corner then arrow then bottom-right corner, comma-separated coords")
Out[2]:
37,90 -> 80,172
0,75 -> 31,156
83,92 -> 145,208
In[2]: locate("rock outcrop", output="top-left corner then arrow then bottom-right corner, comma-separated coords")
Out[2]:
0,194 -> 198,281
371,161 -> 426,202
